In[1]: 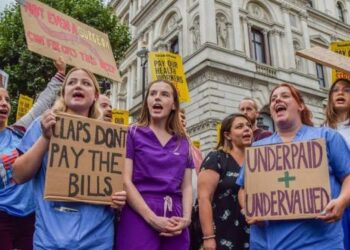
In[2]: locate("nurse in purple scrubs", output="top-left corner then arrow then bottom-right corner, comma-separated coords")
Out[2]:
117,79 -> 193,250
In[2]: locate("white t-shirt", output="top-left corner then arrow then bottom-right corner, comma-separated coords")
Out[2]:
336,119 -> 350,147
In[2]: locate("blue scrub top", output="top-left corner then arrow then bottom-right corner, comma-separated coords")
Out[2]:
0,127 -> 34,216
237,125 -> 350,250
18,118 -> 114,249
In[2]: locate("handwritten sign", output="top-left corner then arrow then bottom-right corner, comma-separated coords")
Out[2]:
0,70 -> 9,89
111,109 -> 129,125
296,46 -> 350,75
244,139 -> 331,220
330,41 -> 350,82
149,52 -> 190,102
16,94 -> 33,121
20,0 -> 121,81
45,113 -> 127,205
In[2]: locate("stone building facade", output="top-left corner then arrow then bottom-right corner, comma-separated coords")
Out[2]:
110,0 -> 350,153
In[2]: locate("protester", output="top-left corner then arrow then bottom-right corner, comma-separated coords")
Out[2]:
116,79 -> 193,250
237,83 -> 350,250
98,94 -> 112,122
239,97 -> 272,141
10,68 -> 126,249
198,113 -> 251,250
325,78 -> 350,250
0,58 -> 65,250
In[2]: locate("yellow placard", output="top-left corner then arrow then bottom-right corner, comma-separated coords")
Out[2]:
192,140 -> 201,149
149,52 -> 190,102
112,109 -> 129,125
330,41 -> 350,82
16,94 -> 33,121
216,123 -> 221,144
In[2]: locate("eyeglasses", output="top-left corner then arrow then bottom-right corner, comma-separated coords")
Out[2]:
331,86 -> 350,94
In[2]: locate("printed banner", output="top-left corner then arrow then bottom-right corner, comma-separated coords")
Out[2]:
149,52 -> 190,102
20,0 -> 121,81
330,41 -> 350,82
16,94 -> 33,121
244,139 -> 331,220
112,109 -> 129,125
45,113 -> 127,205
0,70 -> 9,89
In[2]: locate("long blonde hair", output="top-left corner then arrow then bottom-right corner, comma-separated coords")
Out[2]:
138,79 -> 187,138
52,68 -> 101,119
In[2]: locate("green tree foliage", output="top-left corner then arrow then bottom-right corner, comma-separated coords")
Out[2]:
0,0 -> 131,124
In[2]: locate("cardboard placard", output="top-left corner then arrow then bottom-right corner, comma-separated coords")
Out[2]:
20,0 -> 121,82
296,46 -> 350,75
0,70 -> 9,89
45,113 -> 127,205
149,52 -> 190,102
111,109 -> 129,125
16,94 -> 33,121
330,41 -> 350,82
244,139 -> 331,220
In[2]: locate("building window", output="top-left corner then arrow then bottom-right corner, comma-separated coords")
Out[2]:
251,28 -> 266,64
170,37 -> 179,54
316,63 -> 326,88
337,2 -> 345,22
307,0 -> 313,7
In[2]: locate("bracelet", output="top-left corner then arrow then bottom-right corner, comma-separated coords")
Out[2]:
202,235 -> 215,240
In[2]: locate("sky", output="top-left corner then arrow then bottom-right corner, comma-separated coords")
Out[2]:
0,0 -> 15,13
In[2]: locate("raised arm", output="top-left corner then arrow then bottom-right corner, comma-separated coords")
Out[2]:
14,58 -> 65,129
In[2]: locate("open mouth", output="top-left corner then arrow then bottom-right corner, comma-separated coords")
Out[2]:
152,103 -> 163,111
335,97 -> 346,104
275,105 -> 287,114
0,109 -> 8,116
242,134 -> 251,140
72,92 -> 85,98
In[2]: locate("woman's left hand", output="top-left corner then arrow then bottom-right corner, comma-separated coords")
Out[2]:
317,198 -> 346,223
160,216 -> 190,237
111,191 -> 127,210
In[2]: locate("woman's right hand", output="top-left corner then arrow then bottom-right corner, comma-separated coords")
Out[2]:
147,214 -> 176,233
203,238 -> 216,250
41,110 -> 56,139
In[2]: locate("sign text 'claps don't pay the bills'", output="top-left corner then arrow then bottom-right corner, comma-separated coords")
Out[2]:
20,0 -> 121,81
244,139 -> 331,221
45,113 -> 127,205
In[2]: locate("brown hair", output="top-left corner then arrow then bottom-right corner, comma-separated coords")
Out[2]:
52,68 -> 101,119
269,83 -> 313,126
138,79 -> 187,138
216,113 -> 251,153
325,78 -> 350,128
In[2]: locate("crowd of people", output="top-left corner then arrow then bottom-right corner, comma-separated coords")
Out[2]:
0,59 -> 349,250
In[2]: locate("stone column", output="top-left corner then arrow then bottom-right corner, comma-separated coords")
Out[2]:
199,0 -> 216,44
262,30 -> 271,65
231,2 -> 243,51
300,14 -> 315,75
270,30 -> 281,67
281,4 -> 295,69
